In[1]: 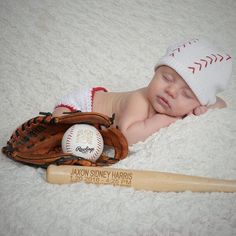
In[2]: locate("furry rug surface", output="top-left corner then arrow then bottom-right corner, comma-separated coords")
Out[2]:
1,0 -> 236,235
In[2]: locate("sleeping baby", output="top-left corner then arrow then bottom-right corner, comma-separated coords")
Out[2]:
52,38 -> 232,145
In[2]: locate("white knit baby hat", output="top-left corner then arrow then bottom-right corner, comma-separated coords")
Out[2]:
155,38 -> 232,105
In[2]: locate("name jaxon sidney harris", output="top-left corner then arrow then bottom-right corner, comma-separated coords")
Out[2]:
70,168 -> 133,180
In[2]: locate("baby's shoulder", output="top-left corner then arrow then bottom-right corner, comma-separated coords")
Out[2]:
124,88 -> 150,113
128,88 -> 149,104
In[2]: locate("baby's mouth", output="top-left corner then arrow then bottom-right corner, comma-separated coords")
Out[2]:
156,96 -> 171,109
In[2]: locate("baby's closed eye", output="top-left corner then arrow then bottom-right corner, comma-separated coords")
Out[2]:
163,74 -> 174,82
182,89 -> 194,99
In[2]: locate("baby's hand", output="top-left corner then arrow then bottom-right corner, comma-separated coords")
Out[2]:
186,106 -> 208,117
193,106 -> 208,116
187,97 -> 227,117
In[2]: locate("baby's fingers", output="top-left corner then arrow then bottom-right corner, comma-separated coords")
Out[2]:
193,106 -> 208,116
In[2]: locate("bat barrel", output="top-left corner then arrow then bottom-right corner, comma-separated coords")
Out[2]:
46,165 -> 236,193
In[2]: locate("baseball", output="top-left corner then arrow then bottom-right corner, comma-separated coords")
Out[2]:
62,124 -> 104,161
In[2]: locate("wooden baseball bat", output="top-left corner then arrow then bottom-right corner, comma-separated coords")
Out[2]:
46,165 -> 236,192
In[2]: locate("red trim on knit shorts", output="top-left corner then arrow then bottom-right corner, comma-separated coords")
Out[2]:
54,87 -> 107,112
54,104 -> 77,112
91,87 -> 107,111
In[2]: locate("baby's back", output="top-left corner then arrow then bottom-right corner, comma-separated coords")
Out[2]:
93,88 -> 151,126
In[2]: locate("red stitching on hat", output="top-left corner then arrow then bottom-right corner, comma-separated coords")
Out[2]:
226,54 -> 232,60
188,66 -> 195,74
217,54 -> 223,61
188,54 -> 231,74
200,59 -> 208,67
211,54 -> 217,62
169,39 -> 199,57
194,62 -> 202,71
206,56 -> 213,64
167,39 -> 231,75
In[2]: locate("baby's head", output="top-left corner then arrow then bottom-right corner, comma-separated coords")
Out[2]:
155,38 -> 232,106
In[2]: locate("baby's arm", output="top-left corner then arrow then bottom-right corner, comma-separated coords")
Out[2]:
207,96 -> 227,109
118,91 -> 179,144
52,89 -> 81,117
120,114 -> 178,145
193,96 -> 227,116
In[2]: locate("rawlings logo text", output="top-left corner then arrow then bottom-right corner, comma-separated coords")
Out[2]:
75,146 -> 94,154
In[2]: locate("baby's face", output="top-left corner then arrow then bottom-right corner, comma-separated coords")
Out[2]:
147,66 -> 201,117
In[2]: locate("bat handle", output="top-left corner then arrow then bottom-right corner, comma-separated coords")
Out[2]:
137,171 -> 236,192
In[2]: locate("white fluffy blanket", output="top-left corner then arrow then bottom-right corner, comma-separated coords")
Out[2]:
1,1 -> 236,235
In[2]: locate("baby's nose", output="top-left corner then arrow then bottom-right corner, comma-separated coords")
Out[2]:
166,85 -> 178,98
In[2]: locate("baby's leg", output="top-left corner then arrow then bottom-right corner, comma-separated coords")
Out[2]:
52,88 -> 84,116
52,107 -> 72,117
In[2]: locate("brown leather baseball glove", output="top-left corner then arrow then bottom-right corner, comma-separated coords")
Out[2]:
2,111 -> 128,168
